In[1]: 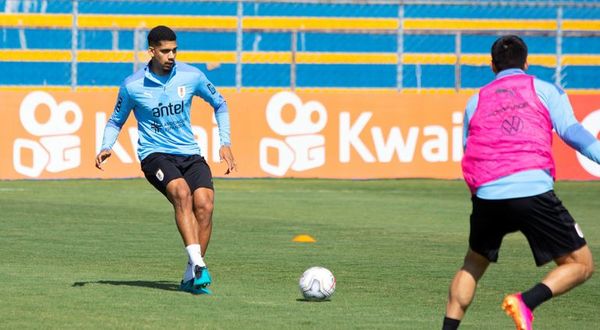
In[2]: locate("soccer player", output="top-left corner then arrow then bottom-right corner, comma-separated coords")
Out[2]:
442,35 -> 599,329
95,25 -> 236,295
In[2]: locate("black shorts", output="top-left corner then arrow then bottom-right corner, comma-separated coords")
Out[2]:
469,190 -> 586,266
140,152 -> 213,197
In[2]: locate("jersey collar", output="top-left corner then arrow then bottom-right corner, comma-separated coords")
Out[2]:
144,60 -> 177,86
496,68 -> 525,79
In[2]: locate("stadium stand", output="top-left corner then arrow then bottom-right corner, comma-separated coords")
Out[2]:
1,0 -> 599,91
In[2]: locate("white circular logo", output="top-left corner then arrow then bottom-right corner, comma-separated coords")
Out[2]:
575,223 -> 584,238
265,91 -> 327,136
19,91 -> 83,136
575,109 -> 600,177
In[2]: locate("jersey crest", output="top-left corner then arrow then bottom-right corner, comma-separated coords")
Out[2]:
177,86 -> 186,99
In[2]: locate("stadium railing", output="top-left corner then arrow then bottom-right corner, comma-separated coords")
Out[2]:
1,0 -> 600,92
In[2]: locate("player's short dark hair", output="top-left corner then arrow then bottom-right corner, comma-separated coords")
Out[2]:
147,25 -> 176,47
491,35 -> 528,72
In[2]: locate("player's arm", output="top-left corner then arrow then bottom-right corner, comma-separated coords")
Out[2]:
95,85 -> 134,170
215,103 -> 237,175
194,73 -> 237,174
542,84 -> 600,164
462,94 -> 479,150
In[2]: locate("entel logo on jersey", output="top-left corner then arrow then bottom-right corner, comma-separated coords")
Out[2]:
13,91 -> 83,177
259,91 -> 327,176
151,101 -> 184,117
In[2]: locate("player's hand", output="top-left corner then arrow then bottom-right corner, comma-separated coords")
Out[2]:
219,146 -> 237,175
95,149 -> 112,171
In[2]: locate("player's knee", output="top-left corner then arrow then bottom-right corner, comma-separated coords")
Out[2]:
583,260 -> 594,281
570,257 -> 594,283
205,201 -> 215,215
579,249 -> 594,281
169,185 -> 192,207
194,201 -> 214,220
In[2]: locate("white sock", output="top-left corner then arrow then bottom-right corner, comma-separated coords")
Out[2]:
185,244 -> 205,268
183,261 -> 194,282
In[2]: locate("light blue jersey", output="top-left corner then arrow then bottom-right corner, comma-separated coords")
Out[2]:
464,69 -> 600,199
100,61 -> 231,161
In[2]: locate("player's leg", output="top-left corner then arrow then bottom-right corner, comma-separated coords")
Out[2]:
183,187 -> 214,292
445,249 -> 490,320
181,155 -> 214,291
165,178 -> 199,246
542,244 -> 594,296
503,245 -> 595,327
444,196 -> 507,329
503,191 -> 591,329
165,178 -> 213,293
505,244 -> 594,321
141,153 -> 200,248
192,187 -> 214,256
141,153 -> 206,294
181,155 -> 214,255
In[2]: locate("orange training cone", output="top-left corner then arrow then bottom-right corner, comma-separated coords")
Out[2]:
292,234 -> 316,243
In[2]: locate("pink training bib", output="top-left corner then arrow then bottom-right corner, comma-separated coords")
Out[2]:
462,74 -> 555,193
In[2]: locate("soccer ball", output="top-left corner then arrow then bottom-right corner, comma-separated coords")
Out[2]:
299,266 -> 336,301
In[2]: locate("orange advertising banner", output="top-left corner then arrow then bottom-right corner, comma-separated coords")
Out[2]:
1,90 -> 599,181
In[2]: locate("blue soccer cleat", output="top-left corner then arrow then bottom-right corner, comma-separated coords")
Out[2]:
193,265 -> 212,289
196,286 -> 212,295
179,278 -> 211,295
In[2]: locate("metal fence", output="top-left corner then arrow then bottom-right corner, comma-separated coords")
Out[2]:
2,0 -> 600,91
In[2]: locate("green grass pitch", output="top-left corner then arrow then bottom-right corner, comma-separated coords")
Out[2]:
1,178 -> 599,329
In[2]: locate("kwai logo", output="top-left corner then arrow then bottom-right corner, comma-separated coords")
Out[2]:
13,91 -> 83,177
576,109 -> 600,177
259,91 -> 327,176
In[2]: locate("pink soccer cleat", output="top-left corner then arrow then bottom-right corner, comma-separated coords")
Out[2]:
502,293 -> 534,330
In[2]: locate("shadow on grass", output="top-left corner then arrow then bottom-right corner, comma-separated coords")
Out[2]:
72,280 -> 179,292
296,298 -> 332,303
